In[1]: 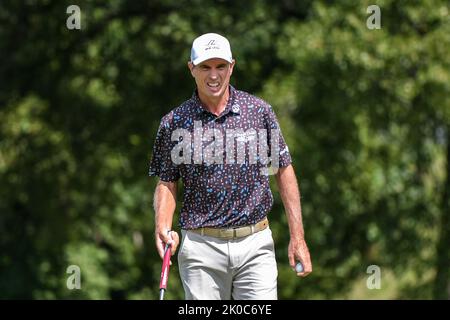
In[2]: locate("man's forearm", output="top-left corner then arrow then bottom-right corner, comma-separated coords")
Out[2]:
275,165 -> 305,240
154,180 -> 177,232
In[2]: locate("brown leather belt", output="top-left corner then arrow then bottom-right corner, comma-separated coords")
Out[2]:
190,217 -> 269,240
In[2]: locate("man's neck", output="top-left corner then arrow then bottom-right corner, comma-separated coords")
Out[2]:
198,86 -> 230,116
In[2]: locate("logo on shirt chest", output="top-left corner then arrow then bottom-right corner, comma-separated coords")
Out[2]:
235,131 -> 257,143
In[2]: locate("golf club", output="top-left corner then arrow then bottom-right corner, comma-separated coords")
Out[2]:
159,242 -> 172,300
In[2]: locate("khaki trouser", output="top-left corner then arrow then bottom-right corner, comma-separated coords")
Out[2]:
178,227 -> 278,300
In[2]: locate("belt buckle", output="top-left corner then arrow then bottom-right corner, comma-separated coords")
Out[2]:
234,226 -> 251,238
219,228 -> 233,239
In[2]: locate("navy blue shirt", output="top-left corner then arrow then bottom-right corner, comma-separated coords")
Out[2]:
149,86 -> 292,229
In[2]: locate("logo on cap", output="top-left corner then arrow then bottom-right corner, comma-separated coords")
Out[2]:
205,39 -> 220,52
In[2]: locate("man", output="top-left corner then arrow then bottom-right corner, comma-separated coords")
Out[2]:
149,33 -> 312,300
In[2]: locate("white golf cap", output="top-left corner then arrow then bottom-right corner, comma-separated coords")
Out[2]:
190,33 -> 233,65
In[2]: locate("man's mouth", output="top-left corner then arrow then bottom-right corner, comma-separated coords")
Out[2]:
207,82 -> 220,88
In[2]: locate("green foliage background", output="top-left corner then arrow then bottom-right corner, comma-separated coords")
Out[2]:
0,0 -> 448,299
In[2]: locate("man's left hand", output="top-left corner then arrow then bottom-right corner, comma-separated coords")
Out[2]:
288,237 -> 312,277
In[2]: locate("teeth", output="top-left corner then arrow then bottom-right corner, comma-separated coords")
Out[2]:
208,83 -> 219,87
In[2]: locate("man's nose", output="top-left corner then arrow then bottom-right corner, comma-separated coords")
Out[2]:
209,68 -> 219,79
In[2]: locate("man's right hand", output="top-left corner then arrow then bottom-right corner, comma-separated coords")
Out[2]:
155,229 -> 180,261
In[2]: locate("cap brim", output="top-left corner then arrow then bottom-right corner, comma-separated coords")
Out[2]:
192,52 -> 233,66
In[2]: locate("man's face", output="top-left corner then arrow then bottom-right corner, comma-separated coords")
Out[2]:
188,58 -> 235,99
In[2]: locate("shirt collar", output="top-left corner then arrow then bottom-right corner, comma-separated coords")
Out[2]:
191,85 -> 240,117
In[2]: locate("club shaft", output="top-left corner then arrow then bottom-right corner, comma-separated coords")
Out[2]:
159,232 -> 172,300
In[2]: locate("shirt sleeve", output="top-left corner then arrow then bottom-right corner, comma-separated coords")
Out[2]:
266,105 -> 292,168
148,117 -> 180,182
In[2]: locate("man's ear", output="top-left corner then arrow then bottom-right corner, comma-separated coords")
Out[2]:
187,61 -> 195,77
229,59 -> 236,76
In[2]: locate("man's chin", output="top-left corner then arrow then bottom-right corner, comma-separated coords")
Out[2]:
199,84 -> 228,98
206,87 -> 224,96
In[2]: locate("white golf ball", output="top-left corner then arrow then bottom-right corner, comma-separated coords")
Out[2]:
295,262 -> 304,273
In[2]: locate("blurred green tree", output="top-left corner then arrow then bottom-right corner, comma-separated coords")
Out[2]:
0,0 -> 447,299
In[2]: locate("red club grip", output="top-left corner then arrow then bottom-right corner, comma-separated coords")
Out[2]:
159,244 -> 171,290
